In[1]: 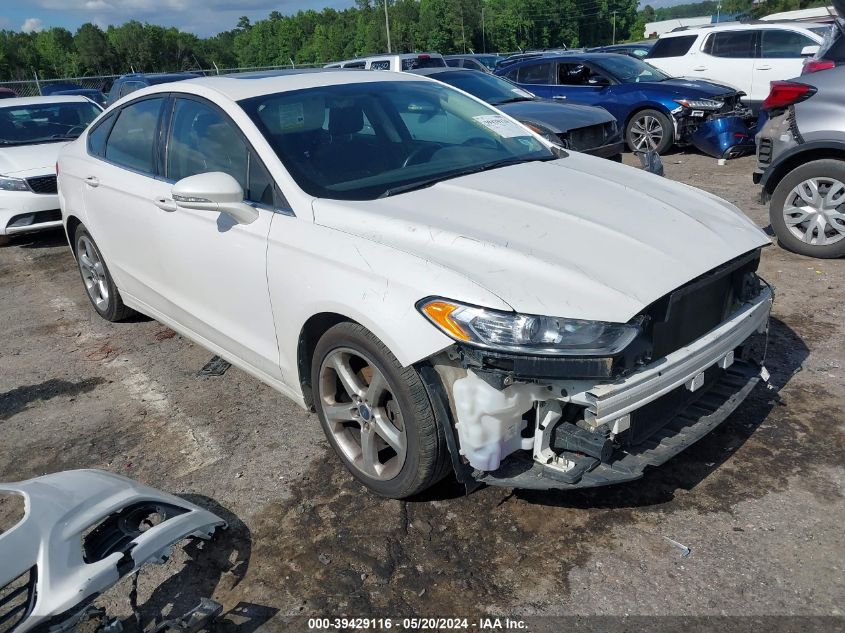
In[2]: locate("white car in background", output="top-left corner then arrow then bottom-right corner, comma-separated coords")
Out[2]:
0,96 -> 102,245
58,72 -> 772,499
646,22 -> 830,106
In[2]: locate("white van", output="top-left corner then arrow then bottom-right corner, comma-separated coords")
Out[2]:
324,52 -> 446,71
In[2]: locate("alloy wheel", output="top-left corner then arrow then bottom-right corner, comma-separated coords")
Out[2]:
630,115 -> 664,151
782,177 -> 845,246
318,348 -> 407,481
77,235 -> 110,312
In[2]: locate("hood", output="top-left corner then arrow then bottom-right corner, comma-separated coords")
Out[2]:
498,99 -> 614,134
645,77 -> 740,98
0,142 -> 67,177
312,154 -> 768,323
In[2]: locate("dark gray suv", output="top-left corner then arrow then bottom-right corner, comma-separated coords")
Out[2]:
754,62 -> 845,258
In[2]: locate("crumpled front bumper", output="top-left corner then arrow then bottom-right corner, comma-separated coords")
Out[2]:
423,286 -> 773,492
689,115 -> 757,159
0,470 -> 226,633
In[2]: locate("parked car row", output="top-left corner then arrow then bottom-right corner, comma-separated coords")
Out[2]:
496,52 -> 755,156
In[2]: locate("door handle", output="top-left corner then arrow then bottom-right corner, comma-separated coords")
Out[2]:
85,176 -> 99,187
756,65 -> 772,70
552,95 -> 567,100
692,66 -> 707,71
153,197 -> 177,212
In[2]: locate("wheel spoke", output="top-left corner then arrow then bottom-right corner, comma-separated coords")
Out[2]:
331,353 -> 366,399
365,368 -> 388,405
824,180 -> 845,208
79,251 -> 94,271
323,402 -> 356,423
358,425 -> 379,477
783,206 -> 812,226
372,409 -> 405,455
794,180 -> 820,207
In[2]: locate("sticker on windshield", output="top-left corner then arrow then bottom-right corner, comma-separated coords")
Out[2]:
278,102 -> 305,130
472,114 -> 528,138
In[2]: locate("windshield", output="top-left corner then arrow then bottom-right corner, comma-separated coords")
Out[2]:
0,101 -> 101,145
592,56 -> 671,83
433,71 -> 535,105
240,80 -> 553,201
475,55 -> 505,70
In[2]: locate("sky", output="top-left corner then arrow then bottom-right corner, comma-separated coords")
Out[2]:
0,0 -> 355,37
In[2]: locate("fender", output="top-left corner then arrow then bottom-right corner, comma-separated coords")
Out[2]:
759,139 -> 845,191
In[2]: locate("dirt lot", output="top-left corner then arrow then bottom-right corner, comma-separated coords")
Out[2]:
1,152 -> 844,632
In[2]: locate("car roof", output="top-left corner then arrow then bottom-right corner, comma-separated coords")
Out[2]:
660,20 -> 828,36
0,95 -> 95,107
410,67 -> 475,76
444,54 -> 502,58
137,70 -> 430,102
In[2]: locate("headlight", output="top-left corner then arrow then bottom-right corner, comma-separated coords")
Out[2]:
417,298 -> 640,356
674,98 -> 724,110
0,176 -> 29,191
522,121 -> 561,145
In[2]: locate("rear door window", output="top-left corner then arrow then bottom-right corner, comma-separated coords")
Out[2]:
648,35 -> 698,58
760,29 -> 816,58
104,97 -> 165,174
703,31 -> 756,58
518,62 -> 553,84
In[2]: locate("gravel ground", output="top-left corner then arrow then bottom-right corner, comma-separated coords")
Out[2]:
0,152 -> 843,632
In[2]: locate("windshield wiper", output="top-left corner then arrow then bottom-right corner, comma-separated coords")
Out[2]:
379,155 -> 555,198
491,96 -> 534,105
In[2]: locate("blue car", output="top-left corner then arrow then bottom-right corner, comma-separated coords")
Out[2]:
495,52 -> 756,157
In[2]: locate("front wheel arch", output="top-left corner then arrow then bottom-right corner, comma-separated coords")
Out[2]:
624,106 -> 675,153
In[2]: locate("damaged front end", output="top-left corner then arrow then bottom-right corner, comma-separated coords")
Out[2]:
0,470 -> 226,633
420,250 -> 773,491
675,93 -> 757,159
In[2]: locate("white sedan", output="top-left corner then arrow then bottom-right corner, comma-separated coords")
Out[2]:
0,96 -> 101,244
58,71 -> 772,498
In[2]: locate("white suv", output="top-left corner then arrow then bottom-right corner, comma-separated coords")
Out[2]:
646,22 -> 829,105
324,53 -> 446,71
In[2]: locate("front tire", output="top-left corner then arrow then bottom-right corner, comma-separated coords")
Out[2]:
311,322 -> 450,498
74,225 -> 135,321
625,109 -> 674,154
769,159 -> 845,259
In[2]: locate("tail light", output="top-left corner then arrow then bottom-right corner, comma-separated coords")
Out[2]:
762,81 -> 817,112
802,59 -> 836,74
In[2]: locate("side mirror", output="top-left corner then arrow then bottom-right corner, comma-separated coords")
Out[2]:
587,74 -> 609,86
801,45 -> 820,57
635,150 -> 664,176
172,172 -> 258,225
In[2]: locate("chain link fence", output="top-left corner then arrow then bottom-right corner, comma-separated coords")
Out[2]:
0,63 -> 325,99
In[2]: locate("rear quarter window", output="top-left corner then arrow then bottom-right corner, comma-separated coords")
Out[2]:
648,35 -> 698,58
87,112 -> 116,157
518,62 -> 553,84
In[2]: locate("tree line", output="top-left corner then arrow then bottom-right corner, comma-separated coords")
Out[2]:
0,0 -> 829,81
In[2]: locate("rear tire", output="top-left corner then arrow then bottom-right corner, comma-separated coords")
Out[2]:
311,322 -> 450,498
769,159 -> 845,259
625,109 -> 674,154
74,225 -> 135,321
